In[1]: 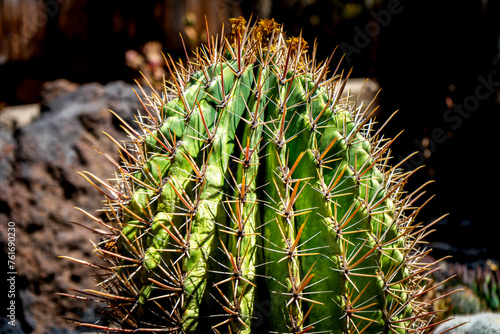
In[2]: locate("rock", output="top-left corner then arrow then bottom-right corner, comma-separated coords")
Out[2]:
435,313 -> 500,334
342,78 -> 380,117
0,81 -> 144,334
0,104 -> 41,129
40,79 -> 79,105
15,79 -> 46,104
0,127 -> 16,184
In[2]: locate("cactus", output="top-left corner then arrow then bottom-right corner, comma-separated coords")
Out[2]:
430,259 -> 500,316
62,17 -> 450,333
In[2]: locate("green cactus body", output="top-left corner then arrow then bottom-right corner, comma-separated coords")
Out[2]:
67,17 -> 446,334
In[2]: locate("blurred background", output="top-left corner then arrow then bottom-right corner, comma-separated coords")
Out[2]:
1,0 -> 499,333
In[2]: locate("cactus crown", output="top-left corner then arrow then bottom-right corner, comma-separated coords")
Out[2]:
63,17 -> 449,334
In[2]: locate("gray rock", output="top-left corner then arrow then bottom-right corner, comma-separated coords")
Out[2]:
435,313 -> 500,334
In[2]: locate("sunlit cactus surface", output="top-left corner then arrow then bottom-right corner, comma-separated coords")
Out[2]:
63,17 -> 449,334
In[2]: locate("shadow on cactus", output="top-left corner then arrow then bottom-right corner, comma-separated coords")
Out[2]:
60,17 -> 454,333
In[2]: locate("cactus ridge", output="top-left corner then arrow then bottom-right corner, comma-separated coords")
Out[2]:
64,17 -> 449,334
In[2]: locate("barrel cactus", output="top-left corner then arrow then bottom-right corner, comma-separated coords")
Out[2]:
62,17 -> 450,333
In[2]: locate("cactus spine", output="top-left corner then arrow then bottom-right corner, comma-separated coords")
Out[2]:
63,17 -> 448,333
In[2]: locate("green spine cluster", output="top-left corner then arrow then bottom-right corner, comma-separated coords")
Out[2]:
65,17 -> 447,334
